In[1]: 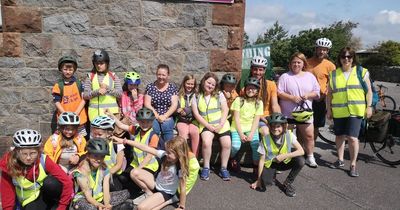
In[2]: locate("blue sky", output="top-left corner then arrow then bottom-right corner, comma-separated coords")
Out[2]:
245,0 -> 400,48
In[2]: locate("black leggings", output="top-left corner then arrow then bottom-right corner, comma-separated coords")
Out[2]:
261,156 -> 305,186
22,175 -> 62,210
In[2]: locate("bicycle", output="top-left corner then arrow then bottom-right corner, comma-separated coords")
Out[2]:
318,110 -> 400,166
375,84 -> 397,111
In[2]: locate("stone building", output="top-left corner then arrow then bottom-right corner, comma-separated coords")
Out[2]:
0,0 -> 246,155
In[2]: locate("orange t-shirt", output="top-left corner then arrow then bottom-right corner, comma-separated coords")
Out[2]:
129,126 -> 159,148
307,57 -> 336,95
52,82 -> 88,125
240,79 -> 277,117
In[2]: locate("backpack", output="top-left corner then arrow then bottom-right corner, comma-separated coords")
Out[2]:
356,65 -> 379,108
57,78 -> 83,98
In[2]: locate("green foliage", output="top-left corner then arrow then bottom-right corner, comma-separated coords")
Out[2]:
363,41 -> 400,66
243,32 -> 250,48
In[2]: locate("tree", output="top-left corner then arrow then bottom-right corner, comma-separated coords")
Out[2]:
363,41 -> 400,66
254,21 -> 289,44
243,32 -> 250,48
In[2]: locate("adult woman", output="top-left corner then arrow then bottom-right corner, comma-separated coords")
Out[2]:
144,64 -> 178,149
326,47 -> 372,177
0,129 -> 73,210
277,52 -> 320,168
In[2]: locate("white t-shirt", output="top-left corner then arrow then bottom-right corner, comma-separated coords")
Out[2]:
155,150 -> 181,195
257,132 -> 298,156
59,144 -> 78,172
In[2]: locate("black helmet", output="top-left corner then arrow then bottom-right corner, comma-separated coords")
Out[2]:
58,55 -> 77,71
136,108 -> 155,121
86,138 -> 109,156
245,77 -> 260,89
267,112 -> 287,124
221,73 -> 237,84
92,50 -> 110,65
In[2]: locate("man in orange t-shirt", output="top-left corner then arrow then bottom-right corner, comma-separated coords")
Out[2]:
307,38 -> 336,144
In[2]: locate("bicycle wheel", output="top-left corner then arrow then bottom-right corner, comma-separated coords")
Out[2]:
318,118 -> 336,145
375,95 -> 397,111
370,136 -> 400,165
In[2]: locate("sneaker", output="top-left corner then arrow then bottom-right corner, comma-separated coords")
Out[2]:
305,156 -> 318,168
349,165 -> 359,177
284,183 -> 296,197
228,159 -> 241,173
329,160 -> 345,169
219,168 -> 231,181
133,193 -> 148,205
200,167 -> 210,181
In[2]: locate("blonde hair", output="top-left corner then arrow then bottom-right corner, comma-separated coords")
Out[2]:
6,147 -> 42,178
164,136 -> 190,179
289,52 -> 308,71
178,75 -> 197,97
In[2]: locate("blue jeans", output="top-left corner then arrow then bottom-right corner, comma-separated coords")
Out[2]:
153,117 -> 175,150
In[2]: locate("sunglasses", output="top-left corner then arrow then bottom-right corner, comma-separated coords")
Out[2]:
341,55 -> 353,59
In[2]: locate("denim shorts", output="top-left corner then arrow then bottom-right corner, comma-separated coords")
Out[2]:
333,117 -> 363,138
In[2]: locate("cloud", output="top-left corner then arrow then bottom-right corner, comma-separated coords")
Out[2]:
374,10 -> 400,24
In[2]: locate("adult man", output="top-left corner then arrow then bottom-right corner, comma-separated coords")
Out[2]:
306,38 -> 336,168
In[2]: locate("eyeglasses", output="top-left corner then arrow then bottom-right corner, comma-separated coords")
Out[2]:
18,151 -> 39,158
341,55 -> 353,59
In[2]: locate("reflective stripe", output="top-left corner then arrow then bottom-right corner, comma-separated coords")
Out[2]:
88,103 -> 119,108
199,108 -> 220,116
196,93 -> 230,133
262,132 -> 292,168
104,141 -> 123,174
73,167 -> 106,202
130,128 -> 159,172
88,73 -> 118,122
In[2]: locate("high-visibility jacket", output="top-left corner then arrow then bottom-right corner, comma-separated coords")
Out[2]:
197,93 -> 230,133
12,155 -> 48,207
88,73 -> 119,122
178,152 -> 200,195
329,66 -> 367,118
262,131 -> 293,168
73,167 -> 108,202
104,141 -> 123,175
130,128 -> 159,172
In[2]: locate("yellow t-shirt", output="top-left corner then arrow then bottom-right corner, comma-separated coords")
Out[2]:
230,97 -> 263,132
307,57 -> 336,96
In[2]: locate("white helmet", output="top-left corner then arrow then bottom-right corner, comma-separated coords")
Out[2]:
315,38 -> 332,49
13,129 -> 42,148
91,116 -> 115,130
58,112 -> 80,126
251,56 -> 267,68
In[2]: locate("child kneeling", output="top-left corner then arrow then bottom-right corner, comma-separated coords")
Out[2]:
250,113 -> 305,197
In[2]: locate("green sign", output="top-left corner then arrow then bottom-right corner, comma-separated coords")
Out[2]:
241,44 -> 274,88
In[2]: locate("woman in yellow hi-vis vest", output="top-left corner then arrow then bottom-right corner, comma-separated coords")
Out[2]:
326,47 -> 373,177
83,49 -> 122,123
250,113 -> 304,197
0,129 -> 73,210
192,72 -> 232,181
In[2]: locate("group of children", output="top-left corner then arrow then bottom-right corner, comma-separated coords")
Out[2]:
0,50 -> 306,210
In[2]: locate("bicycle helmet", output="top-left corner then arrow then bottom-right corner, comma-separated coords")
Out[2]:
267,113 -> 287,124
13,129 -> 42,148
315,38 -> 332,49
245,77 -> 260,89
251,55 -> 267,68
291,104 -> 313,122
136,108 -> 155,121
124,71 -> 141,85
58,112 -> 80,126
91,116 -> 115,130
86,138 -> 109,156
58,55 -> 78,71
221,73 -> 237,84
92,49 -> 110,66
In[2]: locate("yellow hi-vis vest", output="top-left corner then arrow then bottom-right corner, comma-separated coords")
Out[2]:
88,73 -> 119,122
197,93 -> 230,133
12,155 -> 48,207
73,167 -> 107,202
329,67 -> 367,118
178,154 -> 200,195
262,131 -> 293,168
130,128 -> 159,172
104,141 -> 123,175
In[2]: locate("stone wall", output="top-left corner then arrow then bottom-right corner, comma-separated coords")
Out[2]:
0,0 -> 246,155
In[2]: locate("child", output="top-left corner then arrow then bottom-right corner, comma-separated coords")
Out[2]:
44,112 -> 87,174
120,71 -> 144,126
0,129 -> 73,210
112,136 -> 192,210
72,138 -> 131,210
220,73 -> 239,110
52,55 -> 87,136
90,116 -> 125,191
192,72 -> 231,181
176,75 -> 200,156
250,113 -> 305,197
106,108 -> 160,199
83,49 -> 123,122
229,77 -> 263,174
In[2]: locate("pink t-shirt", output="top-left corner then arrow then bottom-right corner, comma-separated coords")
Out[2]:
277,71 -> 320,120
